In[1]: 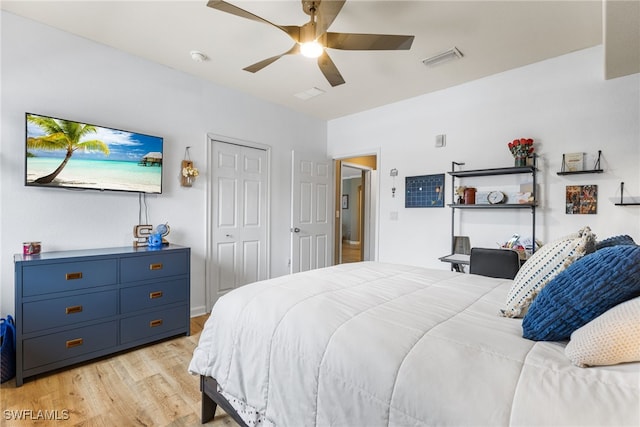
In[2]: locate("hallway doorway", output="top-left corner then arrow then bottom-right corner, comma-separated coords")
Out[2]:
334,155 -> 377,265
341,165 -> 363,263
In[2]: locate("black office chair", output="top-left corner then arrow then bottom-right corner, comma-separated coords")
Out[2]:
469,247 -> 520,279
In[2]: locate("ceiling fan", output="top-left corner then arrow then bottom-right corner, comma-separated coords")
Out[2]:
206,0 -> 415,87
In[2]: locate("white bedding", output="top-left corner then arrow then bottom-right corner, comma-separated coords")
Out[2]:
189,262 -> 640,426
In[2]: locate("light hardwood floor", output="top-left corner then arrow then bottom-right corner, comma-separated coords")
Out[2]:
341,241 -> 361,263
0,315 -> 235,426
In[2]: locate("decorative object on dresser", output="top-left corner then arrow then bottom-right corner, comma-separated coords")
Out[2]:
22,242 -> 41,255
133,223 -> 170,247
14,245 -> 190,386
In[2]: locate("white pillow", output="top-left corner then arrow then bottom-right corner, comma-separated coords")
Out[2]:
499,226 -> 595,318
565,297 -> 640,367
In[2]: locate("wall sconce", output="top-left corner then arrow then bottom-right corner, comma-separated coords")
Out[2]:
390,168 -> 398,197
181,146 -> 199,187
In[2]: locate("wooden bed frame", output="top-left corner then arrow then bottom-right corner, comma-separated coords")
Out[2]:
200,375 -> 250,426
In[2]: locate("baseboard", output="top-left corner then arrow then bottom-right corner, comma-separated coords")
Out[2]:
191,305 -> 208,317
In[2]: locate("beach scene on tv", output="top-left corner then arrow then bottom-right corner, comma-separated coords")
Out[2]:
25,113 -> 163,193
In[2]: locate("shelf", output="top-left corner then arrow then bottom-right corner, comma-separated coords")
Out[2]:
558,150 -> 602,175
614,182 -> 640,206
439,254 -> 470,265
557,169 -> 603,176
449,165 -> 535,178
448,203 -> 536,209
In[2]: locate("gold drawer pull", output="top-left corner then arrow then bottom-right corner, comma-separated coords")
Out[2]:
66,272 -> 83,280
149,319 -> 163,328
66,338 -> 83,348
149,291 -> 163,299
149,263 -> 163,271
65,305 -> 83,314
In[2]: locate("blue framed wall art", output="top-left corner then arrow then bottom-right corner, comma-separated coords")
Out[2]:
405,173 -> 445,208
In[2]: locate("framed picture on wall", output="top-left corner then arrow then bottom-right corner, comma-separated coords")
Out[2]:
405,173 -> 445,208
566,185 -> 597,214
342,194 -> 349,209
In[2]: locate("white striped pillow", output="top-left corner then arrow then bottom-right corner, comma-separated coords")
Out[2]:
499,227 -> 595,318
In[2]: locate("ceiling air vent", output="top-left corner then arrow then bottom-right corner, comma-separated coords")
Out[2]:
422,47 -> 463,67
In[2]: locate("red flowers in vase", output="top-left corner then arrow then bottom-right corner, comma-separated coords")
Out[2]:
508,138 -> 534,166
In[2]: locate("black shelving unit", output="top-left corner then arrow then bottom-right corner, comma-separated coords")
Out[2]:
441,158 -> 537,270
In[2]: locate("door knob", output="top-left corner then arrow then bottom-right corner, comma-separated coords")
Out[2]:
225,234 -> 233,238
291,227 -> 300,233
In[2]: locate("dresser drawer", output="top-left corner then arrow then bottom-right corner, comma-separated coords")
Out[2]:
22,259 -> 117,297
22,290 -> 117,334
120,305 -> 187,344
23,321 -> 117,370
120,251 -> 188,283
120,279 -> 188,314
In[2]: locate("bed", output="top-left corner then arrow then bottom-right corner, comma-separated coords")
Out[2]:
188,261 -> 640,426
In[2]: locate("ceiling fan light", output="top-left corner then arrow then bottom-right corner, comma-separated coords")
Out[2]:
300,41 -> 324,58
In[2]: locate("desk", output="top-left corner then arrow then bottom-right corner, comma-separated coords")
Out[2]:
439,253 -> 470,272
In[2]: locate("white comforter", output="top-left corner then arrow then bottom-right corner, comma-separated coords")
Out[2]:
189,262 -> 640,426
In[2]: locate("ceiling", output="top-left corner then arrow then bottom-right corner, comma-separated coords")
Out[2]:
2,1 -> 638,121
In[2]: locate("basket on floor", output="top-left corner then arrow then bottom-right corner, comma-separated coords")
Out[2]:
1,315 -> 16,383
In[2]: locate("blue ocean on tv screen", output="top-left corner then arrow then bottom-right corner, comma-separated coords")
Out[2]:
25,113 -> 163,193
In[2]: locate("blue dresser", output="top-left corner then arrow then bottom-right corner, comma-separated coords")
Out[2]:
14,245 -> 190,386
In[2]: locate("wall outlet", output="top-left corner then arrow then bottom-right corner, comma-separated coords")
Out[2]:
435,134 -> 446,148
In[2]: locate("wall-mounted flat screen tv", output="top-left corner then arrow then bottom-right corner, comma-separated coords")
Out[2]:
25,113 -> 163,194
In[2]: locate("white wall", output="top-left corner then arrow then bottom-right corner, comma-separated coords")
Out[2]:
0,12 -> 327,317
328,46 -> 640,269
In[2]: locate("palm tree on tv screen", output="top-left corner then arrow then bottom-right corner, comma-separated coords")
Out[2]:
27,115 -> 110,184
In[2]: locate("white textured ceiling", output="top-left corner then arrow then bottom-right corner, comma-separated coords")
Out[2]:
2,1 -> 635,120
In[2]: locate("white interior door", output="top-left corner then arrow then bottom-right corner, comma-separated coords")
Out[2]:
210,140 -> 268,306
291,151 -> 333,273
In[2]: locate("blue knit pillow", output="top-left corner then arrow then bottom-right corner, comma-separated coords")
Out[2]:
522,245 -> 640,341
595,234 -> 636,250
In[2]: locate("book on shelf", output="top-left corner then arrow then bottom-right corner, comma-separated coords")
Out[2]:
564,152 -> 584,172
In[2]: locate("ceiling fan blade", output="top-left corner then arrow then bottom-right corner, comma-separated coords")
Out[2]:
207,0 -> 300,42
314,0 -> 346,38
243,44 -> 301,73
317,51 -> 345,87
325,32 -> 414,50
